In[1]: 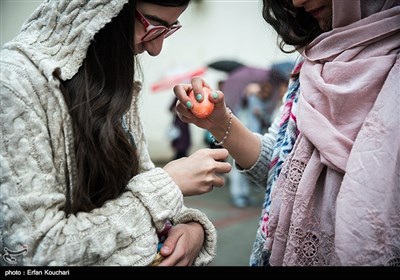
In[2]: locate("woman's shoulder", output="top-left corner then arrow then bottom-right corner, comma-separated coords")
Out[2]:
1,49 -> 47,89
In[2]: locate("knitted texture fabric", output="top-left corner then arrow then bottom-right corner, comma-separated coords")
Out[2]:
0,0 -> 216,266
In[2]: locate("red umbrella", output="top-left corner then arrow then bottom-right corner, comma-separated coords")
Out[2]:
221,66 -> 269,114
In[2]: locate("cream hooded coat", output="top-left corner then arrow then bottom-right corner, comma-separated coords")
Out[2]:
0,0 -> 216,266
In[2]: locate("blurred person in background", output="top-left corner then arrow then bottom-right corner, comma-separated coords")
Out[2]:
267,63 -> 294,122
245,81 -> 276,135
227,83 -> 255,208
228,82 -> 269,208
245,63 -> 293,134
169,96 -> 192,159
174,0 -> 399,266
1,0 -> 232,266
229,65 -> 292,208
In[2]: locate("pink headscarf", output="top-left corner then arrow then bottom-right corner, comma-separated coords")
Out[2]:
266,0 -> 400,265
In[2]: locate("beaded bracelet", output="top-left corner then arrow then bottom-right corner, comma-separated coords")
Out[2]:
211,107 -> 233,146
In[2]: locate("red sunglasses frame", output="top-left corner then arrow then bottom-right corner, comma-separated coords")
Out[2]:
135,10 -> 182,42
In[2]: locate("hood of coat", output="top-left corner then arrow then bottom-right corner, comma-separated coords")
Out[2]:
3,0 -> 130,81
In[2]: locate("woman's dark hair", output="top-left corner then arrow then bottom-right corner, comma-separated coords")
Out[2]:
262,0 -> 324,53
61,0 -> 138,214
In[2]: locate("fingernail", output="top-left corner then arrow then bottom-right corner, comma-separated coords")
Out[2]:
212,91 -> 218,99
186,101 -> 193,109
195,93 -> 203,102
161,246 -> 170,254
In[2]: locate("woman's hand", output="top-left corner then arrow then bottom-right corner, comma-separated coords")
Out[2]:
163,148 -> 231,196
157,222 -> 204,266
173,76 -> 230,132
173,76 -> 262,171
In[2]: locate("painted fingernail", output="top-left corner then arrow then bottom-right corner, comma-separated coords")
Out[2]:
195,93 -> 203,102
186,101 -> 193,109
212,91 -> 218,99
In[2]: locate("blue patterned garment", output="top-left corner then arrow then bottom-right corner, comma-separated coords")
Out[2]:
249,60 -> 303,266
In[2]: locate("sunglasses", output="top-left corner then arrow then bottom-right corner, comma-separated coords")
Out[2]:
135,10 -> 182,42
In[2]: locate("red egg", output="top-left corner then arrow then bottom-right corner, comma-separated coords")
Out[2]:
188,87 -> 215,118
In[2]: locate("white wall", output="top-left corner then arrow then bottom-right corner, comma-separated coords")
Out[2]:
0,0 -> 42,45
1,0 -> 298,162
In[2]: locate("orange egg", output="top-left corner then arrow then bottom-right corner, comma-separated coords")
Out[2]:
188,87 -> 215,118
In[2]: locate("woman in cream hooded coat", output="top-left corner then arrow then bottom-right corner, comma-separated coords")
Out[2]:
0,0 -> 231,266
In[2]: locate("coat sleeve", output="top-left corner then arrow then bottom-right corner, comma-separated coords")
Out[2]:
234,112 -> 280,188
125,92 -> 217,266
126,169 -> 217,266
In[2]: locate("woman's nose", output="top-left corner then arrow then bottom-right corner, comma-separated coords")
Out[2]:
144,35 -> 165,56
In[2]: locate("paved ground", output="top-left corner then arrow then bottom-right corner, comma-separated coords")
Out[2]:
183,181 -> 265,266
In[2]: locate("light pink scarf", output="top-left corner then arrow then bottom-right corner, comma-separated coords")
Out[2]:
266,0 -> 400,265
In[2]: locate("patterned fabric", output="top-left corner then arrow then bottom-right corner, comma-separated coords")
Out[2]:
265,61 -> 303,214
249,60 -> 303,266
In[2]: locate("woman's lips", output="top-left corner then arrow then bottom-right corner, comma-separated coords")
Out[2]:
308,6 -> 325,19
